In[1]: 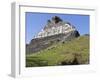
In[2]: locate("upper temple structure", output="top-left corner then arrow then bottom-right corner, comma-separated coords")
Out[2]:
35,16 -> 76,38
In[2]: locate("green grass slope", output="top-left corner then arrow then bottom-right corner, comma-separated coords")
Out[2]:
26,35 -> 89,67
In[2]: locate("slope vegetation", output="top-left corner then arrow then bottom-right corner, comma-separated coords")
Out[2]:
26,35 -> 89,67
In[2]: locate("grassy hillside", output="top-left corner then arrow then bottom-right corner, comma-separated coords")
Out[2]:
26,35 -> 89,67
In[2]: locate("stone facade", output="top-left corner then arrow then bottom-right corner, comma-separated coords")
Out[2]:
35,16 -> 76,38
26,16 -> 80,54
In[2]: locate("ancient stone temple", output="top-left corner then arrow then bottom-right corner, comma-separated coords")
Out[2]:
26,16 -> 80,54
35,16 -> 76,38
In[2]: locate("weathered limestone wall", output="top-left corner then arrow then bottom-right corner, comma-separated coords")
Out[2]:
26,30 -> 80,54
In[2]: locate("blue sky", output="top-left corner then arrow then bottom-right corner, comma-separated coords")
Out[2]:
26,12 -> 89,44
